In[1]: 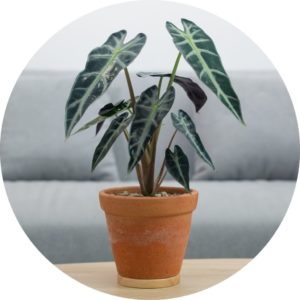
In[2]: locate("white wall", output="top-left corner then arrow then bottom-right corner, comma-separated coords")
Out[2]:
26,0 -> 274,72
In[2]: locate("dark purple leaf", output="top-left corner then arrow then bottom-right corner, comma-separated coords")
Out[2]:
173,76 -> 207,112
137,72 -> 207,112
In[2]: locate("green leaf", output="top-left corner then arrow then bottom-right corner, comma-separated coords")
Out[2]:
98,100 -> 130,117
166,19 -> 244,123
73,100 -> 131,135
95,121 -> 105,136
137,72 -> 207,112
65,30 -> 146,137
96,100 -> 133,135
171,109 -> 214,169
73,115 -> 107,135
165,145 -> 190,191
92,112 -> 132,171
128,85 -> 175,172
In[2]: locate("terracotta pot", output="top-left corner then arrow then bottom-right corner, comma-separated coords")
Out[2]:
99,186 -> 198,288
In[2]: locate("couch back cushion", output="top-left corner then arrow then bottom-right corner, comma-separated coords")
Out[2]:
193,71 -> 300,180
0,71 -> 119,181
1,70 -> 299,181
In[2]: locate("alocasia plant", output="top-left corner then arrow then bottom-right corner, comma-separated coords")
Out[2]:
65,19 -> 244,196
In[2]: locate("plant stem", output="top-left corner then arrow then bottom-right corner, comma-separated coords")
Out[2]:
140,76 -> 162,195
135,163 -> 146,194
150,53 -> 182,194
123,128 -> 129,140
167,53 -> 182,88
157,169 -> 167,187
123,69 -> 146,193
157,76 -> 163,97
125,53 -> 182,195
124,67 -> 151,165
124,68 -> 136,110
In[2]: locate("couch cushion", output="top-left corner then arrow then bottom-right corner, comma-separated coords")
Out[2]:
4,180 -> 295,263
193,71 -> 300,180
2,70 -> 299,181
0,71 -> 119,181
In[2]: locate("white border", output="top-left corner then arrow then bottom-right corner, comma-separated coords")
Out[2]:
0,1 -> 299,299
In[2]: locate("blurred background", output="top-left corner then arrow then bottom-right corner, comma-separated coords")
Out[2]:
0,1 -> 299,264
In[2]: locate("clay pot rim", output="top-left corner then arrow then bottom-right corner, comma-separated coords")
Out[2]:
99,186 -> 198,201
100,186 -> 198,219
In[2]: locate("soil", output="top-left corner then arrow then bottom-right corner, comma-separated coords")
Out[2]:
115,191 -> 182,197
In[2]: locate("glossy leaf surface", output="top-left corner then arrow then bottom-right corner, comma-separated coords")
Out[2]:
65,30 -> 146,137
166,19 -> 244,123
73,100 -> 131,135
165,145 -> 190,191
128,85 -> 175,172
137,72 -> 207,112
171,109 -> 214,169
92,112 -> 132,171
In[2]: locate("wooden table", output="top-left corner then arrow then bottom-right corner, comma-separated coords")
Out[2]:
56,259 -> 250,299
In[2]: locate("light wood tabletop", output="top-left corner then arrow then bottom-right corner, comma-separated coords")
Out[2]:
56,259 -> 250,299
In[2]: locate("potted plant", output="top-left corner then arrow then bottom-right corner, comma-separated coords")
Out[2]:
65,18 -> 244,288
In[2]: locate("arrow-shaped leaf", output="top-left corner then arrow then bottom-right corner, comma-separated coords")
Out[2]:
65,30 -> 146,137
95,121 -> 105,136
73,115 -> 107,135
128,85 -> 175,172
95,100 -> 132,135
166,19 -> 244,123
98,100 -> 130,117
165,145 -> 190,191
137,72 -> 207,112
171,109 -> 214,169
72,100 -> 131,135
92,112 -> 132,171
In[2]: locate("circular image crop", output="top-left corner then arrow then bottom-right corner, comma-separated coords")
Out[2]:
1,1 -> 299,298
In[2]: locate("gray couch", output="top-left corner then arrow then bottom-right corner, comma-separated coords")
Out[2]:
1,70 -> 299,264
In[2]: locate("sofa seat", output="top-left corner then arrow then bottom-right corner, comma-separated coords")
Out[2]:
4,180 -> 295,264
